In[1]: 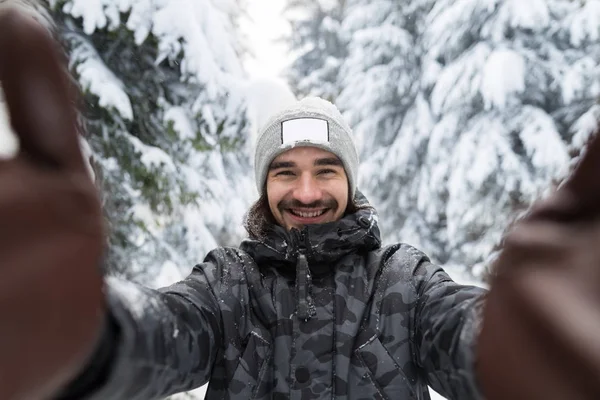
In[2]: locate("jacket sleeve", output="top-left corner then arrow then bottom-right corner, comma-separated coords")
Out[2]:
56,253 -> 224,400
411,253 -> 487,400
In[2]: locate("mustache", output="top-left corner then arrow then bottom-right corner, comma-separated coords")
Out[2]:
278,198 -> 338,210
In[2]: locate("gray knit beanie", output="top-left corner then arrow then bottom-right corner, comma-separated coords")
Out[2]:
254,97 -> 359,197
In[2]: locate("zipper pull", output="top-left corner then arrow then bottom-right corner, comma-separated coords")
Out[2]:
297,228 -> 309,254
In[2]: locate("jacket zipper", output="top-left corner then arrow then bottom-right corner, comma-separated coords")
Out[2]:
295,228 -> 315,321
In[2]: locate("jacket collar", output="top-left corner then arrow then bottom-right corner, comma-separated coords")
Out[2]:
240,191 -> 382,268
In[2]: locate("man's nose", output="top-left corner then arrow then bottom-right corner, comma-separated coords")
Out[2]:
293,173 -> 322,205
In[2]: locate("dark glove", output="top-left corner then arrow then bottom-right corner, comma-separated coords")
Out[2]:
477,122 -> 600,399
0,8 -> 105,400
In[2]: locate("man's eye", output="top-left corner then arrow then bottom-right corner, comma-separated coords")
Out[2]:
318,169 -> 336,175
275,170 -> 294,177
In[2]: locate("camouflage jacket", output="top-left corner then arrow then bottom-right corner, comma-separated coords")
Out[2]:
67,205 -> 486,400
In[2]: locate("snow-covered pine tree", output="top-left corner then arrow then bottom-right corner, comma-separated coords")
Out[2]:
337,0 -> 430,156
399,0 -> 600,274
286,0 -> 600,280
47,0 -> 255,286
285,0 -> 347,101
556,0 -> 600,162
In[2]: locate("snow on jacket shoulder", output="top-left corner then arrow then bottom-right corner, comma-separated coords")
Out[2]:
65,203 -> 486,400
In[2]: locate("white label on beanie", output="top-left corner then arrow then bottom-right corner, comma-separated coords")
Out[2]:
281,118 -> 329,144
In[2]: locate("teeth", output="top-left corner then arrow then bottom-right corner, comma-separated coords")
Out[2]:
291,209 -> 326,218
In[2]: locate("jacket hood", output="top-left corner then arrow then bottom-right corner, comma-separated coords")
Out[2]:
240,191 -> 382,270
240,192 -> 381,320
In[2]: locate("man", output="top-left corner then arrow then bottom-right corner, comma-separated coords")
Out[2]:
2,7 -> 600,400
59,80 -> 487,399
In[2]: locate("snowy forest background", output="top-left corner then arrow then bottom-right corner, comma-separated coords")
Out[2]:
0,0 -> 599,399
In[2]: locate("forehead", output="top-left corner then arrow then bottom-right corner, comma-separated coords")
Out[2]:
271,146 -> 340,164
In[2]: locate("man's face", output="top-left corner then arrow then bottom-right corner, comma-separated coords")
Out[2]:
266,146 -> 349,231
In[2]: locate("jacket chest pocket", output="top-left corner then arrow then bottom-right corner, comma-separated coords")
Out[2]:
352,336 -> 417,400
229,330 -> 272,400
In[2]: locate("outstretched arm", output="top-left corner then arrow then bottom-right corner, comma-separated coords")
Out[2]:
410,254 -> 486,400
0,9 -> 221,400
477,124 -> 600,399
0,8 -> 106,400
57,257 -> 224,400
413,126 -> 600,400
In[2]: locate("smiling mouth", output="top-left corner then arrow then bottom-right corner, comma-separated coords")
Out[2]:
288,209 -> 329,219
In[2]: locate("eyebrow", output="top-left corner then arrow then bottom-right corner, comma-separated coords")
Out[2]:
269,161 -> 295,170
269,157 -> 343,170
314,157 -> 343,167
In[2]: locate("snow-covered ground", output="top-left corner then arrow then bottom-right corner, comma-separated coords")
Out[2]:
170,384 -> 448,399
